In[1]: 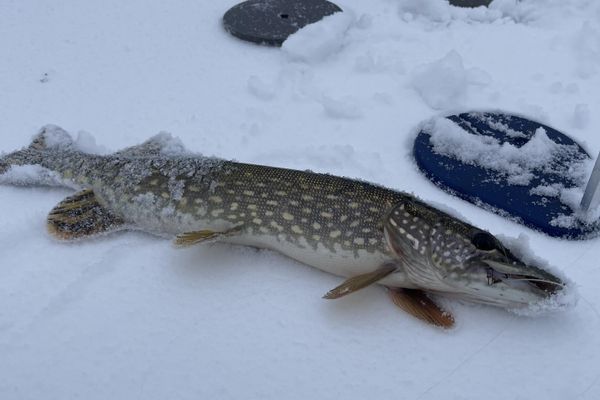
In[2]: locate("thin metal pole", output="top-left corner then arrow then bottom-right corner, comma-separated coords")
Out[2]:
580,151 -> 600,212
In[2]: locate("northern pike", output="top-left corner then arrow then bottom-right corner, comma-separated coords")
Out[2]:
0,126 -> 568,328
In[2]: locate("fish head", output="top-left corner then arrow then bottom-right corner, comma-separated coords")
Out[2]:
384,198 -> 564,308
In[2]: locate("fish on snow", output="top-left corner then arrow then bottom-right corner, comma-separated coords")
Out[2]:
0,126 -> 573,328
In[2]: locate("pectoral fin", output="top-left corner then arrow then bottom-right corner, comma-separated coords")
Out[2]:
47,189 -> 125,240
388,288 -> 455,329
174,226 -> 243,247
323,264 -> 397,299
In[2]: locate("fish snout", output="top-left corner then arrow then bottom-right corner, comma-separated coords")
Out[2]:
482,259 -> 564,297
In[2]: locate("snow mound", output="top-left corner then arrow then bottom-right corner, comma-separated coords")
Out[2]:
424,116 -> 590,186
321,95 -> 363,119
354,51 -> 406,75
550,186 -> 600,228
0,164 -> 66,187
399,0 -> 533,24
571,104 -> 590,129
423,115 -> 600,227
32,126 -> 192,158
573,22 -> 600,79
37,124 -> 74,149
35,125 -> 107,155
247,76 -> 276,101
150,132 -> 189,156
498,234 -> 579,316
411,50 -> 489,110
282,11 -> 355,63
74,130 -> 110,155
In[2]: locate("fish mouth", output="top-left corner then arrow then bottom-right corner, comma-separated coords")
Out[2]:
483,259 -> 565,296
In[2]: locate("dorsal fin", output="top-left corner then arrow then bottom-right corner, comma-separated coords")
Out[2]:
114,132 -> 187,158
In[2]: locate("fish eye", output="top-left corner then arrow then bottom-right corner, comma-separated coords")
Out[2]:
471,231 -> 497,251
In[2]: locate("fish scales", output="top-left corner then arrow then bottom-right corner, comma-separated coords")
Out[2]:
26,147 -> 408,275
0,127 -> 570,326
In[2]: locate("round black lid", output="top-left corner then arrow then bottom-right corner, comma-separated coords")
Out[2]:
223,0 -> 342,46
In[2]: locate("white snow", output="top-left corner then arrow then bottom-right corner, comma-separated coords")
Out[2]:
247,75 -> 277,101
0,165 -> 65,187
38,125 -> 73,149
321,94 -> 363,119
572,103 -> 591,129
425,117 -> 591,186
74,130 -> 110,155
282,11 -> 355,63
1,1 -> 600,399
424,115 -> 598,223
153,132 -> 189,156
411,50 -> 491,110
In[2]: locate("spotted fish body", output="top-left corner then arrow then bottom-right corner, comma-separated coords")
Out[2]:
0,126 -> 570,327
5,129 -> 414,286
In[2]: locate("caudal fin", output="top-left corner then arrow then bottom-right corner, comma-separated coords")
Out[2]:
0,125 -> 74,177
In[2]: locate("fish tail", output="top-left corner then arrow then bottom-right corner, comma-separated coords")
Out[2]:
1,125 -> 74,175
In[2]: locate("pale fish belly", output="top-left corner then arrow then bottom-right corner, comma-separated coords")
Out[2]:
225,233 -> 414,288
99,189 -> 414,288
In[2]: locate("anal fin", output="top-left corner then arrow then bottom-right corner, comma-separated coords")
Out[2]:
323,264 -> 397,299
388,288 -> 455,329
47,189 -> 125,240
175,226 -> 243,247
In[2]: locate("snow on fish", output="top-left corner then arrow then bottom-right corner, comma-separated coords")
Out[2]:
0,125 -> 577,328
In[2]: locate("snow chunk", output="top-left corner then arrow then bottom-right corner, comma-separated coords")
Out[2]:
497,234 -> 579,316
530,183 -> 561,198
0,164 -> 65,187
571,104 -> 590,129
74,130 -> 110,155
424,117 -> 589,186
321,95 -> 363,120
354,50 -> 406,75
411,51 -> 468,110
282,12 -> 354,63
466,67 -> 492,86
247,76 -> 276,101
555,186 -> 600,228
154,132 -> 188,156
573,22 -> 600,79
399,0 -> 532,23
35,125 -> 108,155
38,125 -> 73,149
355,13 -> 373,29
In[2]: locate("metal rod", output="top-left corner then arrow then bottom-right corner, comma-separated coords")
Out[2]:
580,151 -> 600,212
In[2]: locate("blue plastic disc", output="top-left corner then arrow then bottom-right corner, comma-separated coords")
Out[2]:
413,112 -> 600,239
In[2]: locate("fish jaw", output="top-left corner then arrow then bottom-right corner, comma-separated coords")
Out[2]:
383,199 -> 566,310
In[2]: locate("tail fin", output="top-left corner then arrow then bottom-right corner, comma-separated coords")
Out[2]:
1,125 -> 74,177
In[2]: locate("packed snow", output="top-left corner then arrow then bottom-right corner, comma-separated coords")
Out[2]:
282,11 -> 356,63
1,1 -> 600,399
425,117 -> 590,186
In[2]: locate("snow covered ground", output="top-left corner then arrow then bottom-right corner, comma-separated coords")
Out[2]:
1,0 -> 600,398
